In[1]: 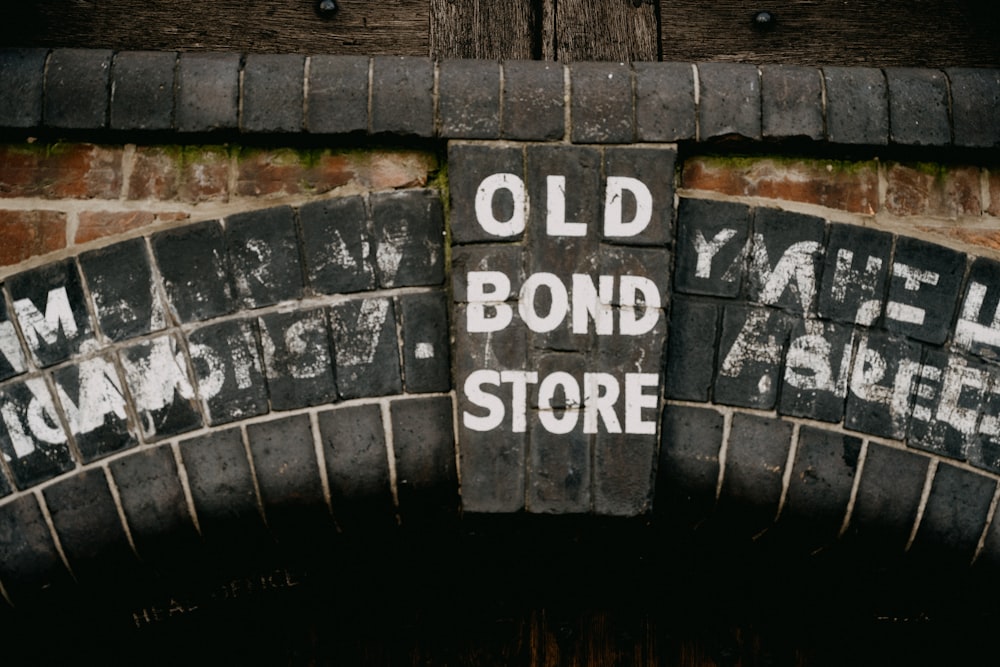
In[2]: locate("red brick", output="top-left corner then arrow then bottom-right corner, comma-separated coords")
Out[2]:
682,157 -> 878,214
0,143 -> 123,199
178,148 -> 230,203
885,163 -> 982,218
75,210 -> 156,244
988,170 -> 1000,217
128,146 -> 180,200
0,210 -> 67,265
362,151 -> 436,190
916,226 -> 1000,253
235,149 -> 312,197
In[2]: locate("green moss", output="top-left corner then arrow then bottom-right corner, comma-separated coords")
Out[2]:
697,153 -> 876,174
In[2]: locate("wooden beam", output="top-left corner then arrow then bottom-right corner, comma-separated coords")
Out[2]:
547,0 -> 659,62
430,0 -> 537,60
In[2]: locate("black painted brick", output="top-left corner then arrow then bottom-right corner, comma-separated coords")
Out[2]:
119,334 -> 203,441
370,189 -> 445,287
371,56 -> 434,137
501,60 -> 564,141
0,299 -> 26,382
7,259 -> 95,367
257,308 -> 337,410
822,66 -> 889,145
241,54 -> 304,133
80,237 -> 165,342
634,61 -> 695,142
317,403 -> 396,533
54,355 -> 137,462
225,205 -> 304,308
246,414 -> 328,526
43,468 -> 136,582
844,332 -> 922,440
0,48 -> 47,128
306,55 -> 369,135
955,257 -> 1000,361
847,443 -> 928,551
451,244 -> 522,302
656,405 -> 723,526
390,395 -> 458,524
0,494 -> 73,605
947,68 -> 1000,148
298,196 -> 375,295
0,379 -> 75,488
779,319 -> 854,423
602,146 -> 676,246
438,59 -> 500,139
886,68 -> 951,146
570,61 -> 634,143
176,52 -> 240,132
697,62 -> 761,140
448,142 -> 525,244
152,219 -> 236,323
714,305 -> 794,410
673,198 -> 751,298
817,223 -> 893,325
399,291 -> 451,394
908,349 -> 985,461
110,51 -> 176,131
328,297 -> 401,399
110,445 -> 199,565
747,207 -> 826,315
760,65 -> 823,140
187,319 -> 269,425
910,463 -> 995,567
885,236 -> 965,345
44,48 -> 111,129
665,297 -> 719,401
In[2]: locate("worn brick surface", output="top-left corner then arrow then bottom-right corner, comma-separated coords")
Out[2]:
306,55 -> 369,135
747,207 -> 826,315
299,196 -> 375,295
884,162 -> 981,218
634,62 -> 695,142
570,62 -> 633,143
448,143 -> 525,244
44,49 -> 111,129
390,396 -> 458,524
779,319 -> 854,423
438,59 -> 500,139
152,219 -> 235,323
847,443 -> 928,551
602,146 -> 676,246
225,205 -> 304,308
910,463 -> 995,567
371,56 -> 434,137
128,145 -> 230,203
885,236 -> 965,345
0,48 -> 47,128
673,197 -> 750,297
176,53 -> 240,132
257,308 -> 337,410
241,54 -> 304,133
886,68 -> 951,146
399,291 -> 451,394
188,319 -> 269,426
0,143 -> 122,200
370,190 -> 444,287
665,297 -> 718,401
0,494 -> 73,604
0,299 -> 26,382
75,210 -> 154,244
947,68 -> 1000,148
817,224 -> 892,325
822,67 -> 889,145
501,60 -> 564,141
697,62 -> 761,140
0,209 -> 66,266
0,379 -> 75,488
714,305 -> 795,410
955,257 -> 1000,361
908,350 -> 986,461
329,297 -> 401,399
80,238 -> 164,342
54,355 -> 136,462
844,332 -> 922,440
110,51 -> 176,131
119,334 -> 202,441
656,404 -> 723,526
451,244 -> 522,302
760,65 -> 823,140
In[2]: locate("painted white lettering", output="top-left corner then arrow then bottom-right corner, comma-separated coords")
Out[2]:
750,237 -> 821,312
935,357 -> 984,435
463,370 -> 505,432
885,263 -> 939,327
14,287 -> 78,351
475,173 -> 527,237
500,370 -> 538,433
57,356 -> 128,436
830,249 -> 883,324
335,299 -> 389,368
519,272 -> 569,333
538,371 -> 581,434
693,229 -> 738,279
603,176 -> 652,237
0,320 -> 26,374
618,276 -> 661,336
583,372 -> 621,434
571,274 -> 614,335
546,176 -> 587,237
624,373 -> 658,435
467,271 -> 514,333
720,309 -> 783,378
25,378 -> 68,447
955,282 -> 1000,350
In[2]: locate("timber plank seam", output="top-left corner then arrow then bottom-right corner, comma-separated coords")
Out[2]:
0,48 -> 998,148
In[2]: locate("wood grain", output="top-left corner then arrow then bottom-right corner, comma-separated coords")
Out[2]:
430,0 -> 537,59
548,0 -> 660,62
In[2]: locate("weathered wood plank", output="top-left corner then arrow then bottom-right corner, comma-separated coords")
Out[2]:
548,0 -> 659,62
430,0 -> 537,60
660,0 -> 1000,67
0,0 -> 428,55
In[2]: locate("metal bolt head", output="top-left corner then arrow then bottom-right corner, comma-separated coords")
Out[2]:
753,10 -> 774,27
318,0 -> 337,15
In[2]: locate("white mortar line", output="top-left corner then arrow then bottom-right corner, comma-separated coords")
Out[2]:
838,439 -> 869,538
308,410 -> 338,528
972,480 -> 1000,565
102,463 -> 140,558
120,144 -> 136,202
239,423 -> 269,528
905,457 -> 938,551
170,440 -> 202,537
302,56 -> 311,131
0,577 -> 12,608
774,422 -> 801,523
691,63 -> 700,142
715,410 -> 733,501
563,64 -> 571,143
380,399 -> 402,525
35,488 -> 76,581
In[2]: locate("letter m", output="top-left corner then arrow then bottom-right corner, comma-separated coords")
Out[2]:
14,287 -> 79,354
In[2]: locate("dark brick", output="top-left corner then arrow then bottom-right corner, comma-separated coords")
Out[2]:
975,497 -> 1000,569
747,207 -> 826,315
910,463 -> 995,567
328,297 -> 401,399
317,404 -> 395,533
225,205 -> 303,308
0,379 -> 75,488
370,189 -> 444,287
822,66 -> 888,145
634,61 -> 695,142
955,257 -> 1000,361
665,297 -> 718,402
0,494 -> 73,605
43,468 -> 136,582
119,334 -> 202,442
246,415 -> 328,527
817,224 -> 893,325
298,196 -> 374,295
714,305 -> 794,410
887,237 -> 965,345
188,319 -> 268,425
438,59 -> 500,139
7,259 -> 94,367
947,68 -> 1000,148
451,244 -> 522,302
844,331 -> 922,440
718,413 -> 793,535
53,355 -> 136,462
602,146 -> 676,246
777,428 -> 861,551
779,319 -> 854,423
257,309 -> 336,410
241,54 -> 304,133
448,143 -> 525,244
44,49 -> 111,129
306,55 -> 368,134
501,60 -> 565,141
697,62 -> 761,140
0,297 -> 27,382
390,396 -> 458,523
673,198 -> 751,298
371,56 -> 434,137
179,428 -> 266,542
110,51 -> 176,131
847,443 -> 928,551
972,362 -> 1000,475
570,61 -> 633,143
152,219 -> 235,323
0,48 -> 47,128
399,291 -> 450,394
597,245 -> 670,307
176,53 -> 240,132
760,65 -> 823,140
656,405 -> 723,526
886,68 -> 951,146
110,445 -> 198,565
908,349 -> 986,461
80,237 -> 165,342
